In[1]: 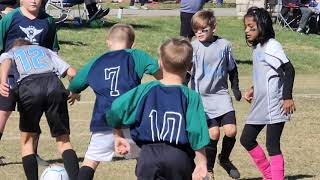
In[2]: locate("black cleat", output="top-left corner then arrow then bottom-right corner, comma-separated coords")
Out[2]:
218,154 -> 240,179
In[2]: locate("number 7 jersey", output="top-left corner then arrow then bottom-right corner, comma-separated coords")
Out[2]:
68,49 -> 159,132
106,81 -> 210,151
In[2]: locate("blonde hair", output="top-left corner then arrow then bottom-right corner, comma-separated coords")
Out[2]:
159,38 -> 193,74
107,23 -> 135,47
191,10 -> 216,32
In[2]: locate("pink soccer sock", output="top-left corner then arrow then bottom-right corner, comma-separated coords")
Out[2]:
270,154 -> 284,180
248,145 -> 272,179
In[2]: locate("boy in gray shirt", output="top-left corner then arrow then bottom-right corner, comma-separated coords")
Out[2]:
190,10 -> 241,180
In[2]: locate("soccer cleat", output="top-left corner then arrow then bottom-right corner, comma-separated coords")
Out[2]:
36,155 -> 49,166
88,8 -> 103,23
206,171 -> 215,180
96,8 -> 110,20
218,154 -> 240,179
54,13 -> 68,24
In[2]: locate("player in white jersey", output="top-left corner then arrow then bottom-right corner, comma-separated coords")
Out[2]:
190,10 -> 241,180
240,7 -> 296,180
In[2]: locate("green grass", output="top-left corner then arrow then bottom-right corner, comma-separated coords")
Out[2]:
58,16 -> 320,75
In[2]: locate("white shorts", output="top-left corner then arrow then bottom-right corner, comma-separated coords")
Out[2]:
85,131 -> 115,162
85,129 -> 141,162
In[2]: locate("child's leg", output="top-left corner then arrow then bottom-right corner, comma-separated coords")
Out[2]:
207,126 -> 220,173
56,134 -> 79,180
78,131 -> 114,180
0,111 -> 11,136
240,124 -> 271,179
220,111 -> 237,161
266,122 -> 285,180
21,132 -> 38,180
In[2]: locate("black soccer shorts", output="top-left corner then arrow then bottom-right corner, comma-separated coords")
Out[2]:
18,73 -> 70,137
207,111 -> 237,128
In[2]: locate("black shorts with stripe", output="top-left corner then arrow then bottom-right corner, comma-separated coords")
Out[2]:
17,73 -> 70,137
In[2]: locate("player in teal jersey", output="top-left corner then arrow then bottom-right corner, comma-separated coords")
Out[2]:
107,38 -> 209,180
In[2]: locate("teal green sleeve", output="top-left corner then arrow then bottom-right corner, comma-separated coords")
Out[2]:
126,49 -> 159,78
106,81 -> 159,128
47,15 -> 59,52
0,9 -> 17,54
182,87 -> 210,150
68,56 -> 100,93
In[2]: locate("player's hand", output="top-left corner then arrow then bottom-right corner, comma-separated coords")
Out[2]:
192,162 -> 207,180
68,92 -> 81,105
244,86 -> 254,103
282,99 -> 296,115
0,82 -> 10,97
114,136 -> 130,155
232,88 -> 242,101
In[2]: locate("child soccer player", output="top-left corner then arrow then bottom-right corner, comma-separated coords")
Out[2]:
240,7 -> 296,180
67,23 -> 161,180
190,10 -> 241,180
106,38 -> 209,180
0,0 -> 59,165
0,39 -> 79,180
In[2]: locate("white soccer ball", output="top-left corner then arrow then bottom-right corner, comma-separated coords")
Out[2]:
40,165 -> 69,180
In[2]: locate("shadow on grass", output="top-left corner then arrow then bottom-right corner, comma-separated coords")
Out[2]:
0,157 -> 85,166
236,59 -> 252,65
57,19 -> 153,30
241,174 -> 315,180
58,40 -> 87,46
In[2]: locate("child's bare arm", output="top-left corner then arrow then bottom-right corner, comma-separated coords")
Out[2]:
0,59 -> 12,97
66,66 -> 77,81
192,148 -> 207,180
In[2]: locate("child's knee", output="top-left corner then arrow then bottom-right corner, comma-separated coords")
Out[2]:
266,140 -> 281,156
223,124 -> 237,137
240,133 -> 253,151
82,159 -> 100,170
209,127 -> 220,140
56,135 -> 73,153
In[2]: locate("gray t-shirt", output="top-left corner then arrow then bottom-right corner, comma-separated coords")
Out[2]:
191,38 -> 236,119
0,45 -> 70,82
180,0 -> 206,13
247,39 -> 290,124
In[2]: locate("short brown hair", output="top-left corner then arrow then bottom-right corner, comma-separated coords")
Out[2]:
12,39 -> 32,48
159,38 -> 193,74
108,23 -> 135,47
191,10 -> 216,32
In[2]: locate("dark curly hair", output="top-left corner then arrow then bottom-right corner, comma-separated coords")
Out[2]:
244,7 -> 275,46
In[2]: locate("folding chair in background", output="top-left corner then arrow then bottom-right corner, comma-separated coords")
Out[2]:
276,0 -> 302,31
45,0 -> 88,24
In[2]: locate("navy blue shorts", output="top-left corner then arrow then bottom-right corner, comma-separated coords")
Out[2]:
18,73 -> 70,137
180,12 -> 195,39
207,111 -> 236,128
136,143 -> 195,180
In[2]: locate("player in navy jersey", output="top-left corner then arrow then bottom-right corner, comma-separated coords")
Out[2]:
0,39 -> 79,180
190,10 -> 241,180
241,7 -> 295,180
107,38 -> 209,180
0,0 -> 59,165
68,23 -> 162,180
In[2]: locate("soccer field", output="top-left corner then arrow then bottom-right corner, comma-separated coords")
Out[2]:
0,16 -> 319,179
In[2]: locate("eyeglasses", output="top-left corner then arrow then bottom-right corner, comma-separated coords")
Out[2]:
195,27 -> 211,34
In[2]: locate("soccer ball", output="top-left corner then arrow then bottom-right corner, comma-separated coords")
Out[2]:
40,165 -> 69,180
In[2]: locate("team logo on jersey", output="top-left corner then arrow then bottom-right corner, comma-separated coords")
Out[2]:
19,26 -> 43,44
